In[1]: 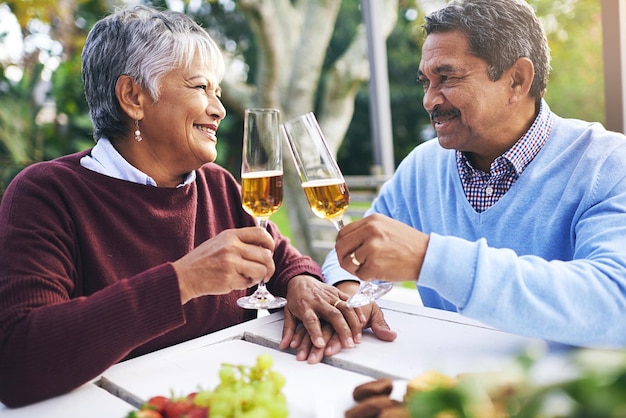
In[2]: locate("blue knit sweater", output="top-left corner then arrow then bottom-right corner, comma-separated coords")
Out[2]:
323,112 -> 626,348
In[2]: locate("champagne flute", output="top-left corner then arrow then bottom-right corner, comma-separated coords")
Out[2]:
237,108 -> 287,310
282,112 -> 393,307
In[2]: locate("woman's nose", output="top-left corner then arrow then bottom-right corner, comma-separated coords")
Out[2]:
209,96 -> 226,120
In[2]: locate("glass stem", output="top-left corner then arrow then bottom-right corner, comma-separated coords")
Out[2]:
332,218 -> 345,231
255,217 -> 269,289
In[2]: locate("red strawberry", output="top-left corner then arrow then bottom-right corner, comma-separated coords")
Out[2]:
163,397 -> 193,418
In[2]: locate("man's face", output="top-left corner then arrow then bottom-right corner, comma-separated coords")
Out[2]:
418,30 -> 514,163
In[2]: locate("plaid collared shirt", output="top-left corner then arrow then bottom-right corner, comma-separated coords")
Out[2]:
457,101 -> 554,213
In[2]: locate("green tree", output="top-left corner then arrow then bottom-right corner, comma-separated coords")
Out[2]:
0,63 -> 44,194
0,0 -> 608,260
0,0 -> 112,197
531,0 -> 604,123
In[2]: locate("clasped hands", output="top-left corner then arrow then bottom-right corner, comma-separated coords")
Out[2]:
282,213 -> 430,363
280,276 -> 397,364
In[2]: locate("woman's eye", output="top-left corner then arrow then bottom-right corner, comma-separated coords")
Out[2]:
197,85 -> 207,91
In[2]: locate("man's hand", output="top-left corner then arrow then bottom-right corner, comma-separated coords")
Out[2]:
335,213 -> 429,283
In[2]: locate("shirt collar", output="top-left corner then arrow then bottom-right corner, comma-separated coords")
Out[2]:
81,137 -> 196,187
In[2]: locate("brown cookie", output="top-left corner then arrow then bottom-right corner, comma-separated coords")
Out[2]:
352,378 -> 394,402
345,395 -> 401,418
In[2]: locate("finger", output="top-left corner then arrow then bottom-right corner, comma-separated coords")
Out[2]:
296,310 -> 325,349
237,226 -> 276,251
306,326 -> 335,364
336,283 -> 368,324
238,245 -> 275,283
333,300 -> 363,343
290,326 -> 307,349
338,246 -> 368,276
335,218 -> 365,247
279,310 -> 299,350
322,302 -> 356,349
323,333 -> 344,357
295,333 -> 313,361
369,304 -> 398,342
353,305 -> 367,325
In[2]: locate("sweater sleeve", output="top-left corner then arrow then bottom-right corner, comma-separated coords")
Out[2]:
0,168 -> 186,407
0,265 -> 185,407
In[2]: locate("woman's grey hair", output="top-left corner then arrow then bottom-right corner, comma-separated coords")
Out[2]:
423,0 -> 550,100
81,6 -> 225,142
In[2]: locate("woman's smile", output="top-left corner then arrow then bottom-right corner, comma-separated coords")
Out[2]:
193,123 -> 218,142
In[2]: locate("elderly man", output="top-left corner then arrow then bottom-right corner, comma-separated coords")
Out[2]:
324,0 -> 626,348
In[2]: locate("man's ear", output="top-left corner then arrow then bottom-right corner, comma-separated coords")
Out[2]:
115,75 -> 145,120
508,57 -> 534,103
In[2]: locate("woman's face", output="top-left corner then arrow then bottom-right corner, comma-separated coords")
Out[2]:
139,54 -> 226,181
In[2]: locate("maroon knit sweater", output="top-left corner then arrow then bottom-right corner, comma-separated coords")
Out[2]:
0,150 -> 321,407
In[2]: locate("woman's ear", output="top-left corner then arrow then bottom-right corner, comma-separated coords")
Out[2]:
508,57 -> 534,103
115,75 -> 145,120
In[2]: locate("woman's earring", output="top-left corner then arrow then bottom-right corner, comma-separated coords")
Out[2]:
134,119 -> 143,142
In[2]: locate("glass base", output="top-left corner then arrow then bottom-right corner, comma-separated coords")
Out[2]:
346,280 -> 394,308
237,287 -> 287,310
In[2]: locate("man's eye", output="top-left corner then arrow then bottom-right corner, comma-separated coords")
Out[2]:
197,85 -> 207,91
417,78 -> 429,90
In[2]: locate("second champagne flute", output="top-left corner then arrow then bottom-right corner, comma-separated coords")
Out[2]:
282,112 -> 393,307
237,108 -> 287,310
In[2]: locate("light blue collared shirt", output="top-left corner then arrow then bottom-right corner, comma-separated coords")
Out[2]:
80,138 -> 196,187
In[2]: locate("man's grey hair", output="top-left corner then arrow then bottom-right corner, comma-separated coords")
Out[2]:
423,0 -> 551,100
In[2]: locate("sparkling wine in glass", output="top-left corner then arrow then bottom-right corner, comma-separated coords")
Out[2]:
282,112 -> 393,307
237,108 -> 287,310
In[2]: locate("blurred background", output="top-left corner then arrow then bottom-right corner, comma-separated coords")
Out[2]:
0,0 -> 604,259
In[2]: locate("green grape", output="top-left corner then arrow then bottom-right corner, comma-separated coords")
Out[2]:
192,390 -> 213,407
240,407 -> 270,418
256,353 -> 274,371
213,386 -> 237,406
268,370 -> 286,392
249,365 -> 264,381
264,401 -> 288,418
219,365 -> 237,385
238,385 -> 255,409
209,400 -> 231,417
170,354 -> 289,418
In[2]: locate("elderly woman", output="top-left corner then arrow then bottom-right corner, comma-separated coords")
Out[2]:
0,6 -> 395,407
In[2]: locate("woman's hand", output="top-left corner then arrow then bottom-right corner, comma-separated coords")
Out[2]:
172,227 -> 276,304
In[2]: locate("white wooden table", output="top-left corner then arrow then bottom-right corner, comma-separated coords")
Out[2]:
0,300 -> 555,418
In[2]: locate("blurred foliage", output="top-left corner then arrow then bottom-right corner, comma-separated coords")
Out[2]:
0,0 -> 608,199
0,62 -> 43,191
531,0 -> 604,124
404,347 -> 626,418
